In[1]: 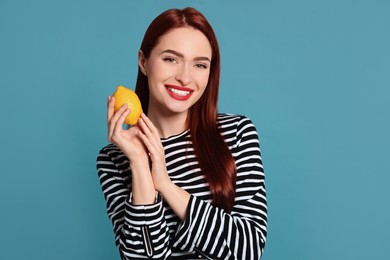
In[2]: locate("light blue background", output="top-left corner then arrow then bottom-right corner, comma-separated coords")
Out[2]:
1,0 -> 389,259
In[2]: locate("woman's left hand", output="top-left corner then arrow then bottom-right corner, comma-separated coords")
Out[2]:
136,113 -> 171,192
137,113 -> 191,220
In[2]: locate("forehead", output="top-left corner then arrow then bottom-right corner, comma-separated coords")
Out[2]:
153,27 -> 212,58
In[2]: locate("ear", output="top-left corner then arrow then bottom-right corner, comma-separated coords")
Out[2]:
138,50 -> 147,76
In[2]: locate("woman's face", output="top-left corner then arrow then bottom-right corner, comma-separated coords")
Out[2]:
139,27 -> 212,116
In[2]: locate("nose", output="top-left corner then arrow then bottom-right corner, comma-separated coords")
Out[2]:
175,64 -> 192,86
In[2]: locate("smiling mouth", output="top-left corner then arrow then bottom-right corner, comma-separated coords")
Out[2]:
165,85 -> 193,101
167,87 -> 191,96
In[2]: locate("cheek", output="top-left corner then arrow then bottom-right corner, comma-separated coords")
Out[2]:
146,61 -> 159,79
148,61 -> 174,81
195,71 -> 210,90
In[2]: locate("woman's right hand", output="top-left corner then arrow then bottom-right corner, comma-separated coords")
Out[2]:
107,96 -> 156,204
107,96 -> 148,162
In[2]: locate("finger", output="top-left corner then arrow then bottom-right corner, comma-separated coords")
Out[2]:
108,104 -> 128,141
137,117 -> 154,140
137,118 -> 165,158
114,107 -> 130,135
137,130 -> 157,160
137,118 -> 159,151
140,113 -> 160,138
107,96 -> 115,124
107,96 -> 114,142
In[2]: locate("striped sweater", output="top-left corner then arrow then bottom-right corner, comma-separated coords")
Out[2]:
96,114 -> 267,259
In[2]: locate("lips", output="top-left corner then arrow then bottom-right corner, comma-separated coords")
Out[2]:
165,85 -> 193,101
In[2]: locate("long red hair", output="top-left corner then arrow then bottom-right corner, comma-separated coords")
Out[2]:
135,7 -> 236,212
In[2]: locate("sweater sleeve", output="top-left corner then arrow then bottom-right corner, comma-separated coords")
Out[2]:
172,116 -> 268,259
96,146 -> 171,259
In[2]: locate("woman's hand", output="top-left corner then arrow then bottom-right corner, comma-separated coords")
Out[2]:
107,96 -> 148,161
137,113 -> 191,220
136,113 -> 172,192
107,96 -> 156,204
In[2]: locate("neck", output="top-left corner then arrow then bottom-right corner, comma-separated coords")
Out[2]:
147,106 -> 188,139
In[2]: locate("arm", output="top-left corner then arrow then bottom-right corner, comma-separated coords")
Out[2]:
136,114 -> 191,221
171,116 -> 268,259
97,146 -> 172,259
97,98 -> 172,259
107,96 -> 156,205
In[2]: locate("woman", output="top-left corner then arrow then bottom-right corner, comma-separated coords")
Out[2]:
97,7 -> 267,259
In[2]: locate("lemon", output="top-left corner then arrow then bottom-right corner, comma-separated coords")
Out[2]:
112,85 -> 142,125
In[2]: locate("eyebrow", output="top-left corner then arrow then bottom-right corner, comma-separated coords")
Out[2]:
160,49 -> 211,62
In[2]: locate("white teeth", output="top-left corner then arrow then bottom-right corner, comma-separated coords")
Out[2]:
168,87 -> 190,96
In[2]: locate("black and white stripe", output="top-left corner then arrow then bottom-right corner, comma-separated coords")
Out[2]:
97,114 -> 267,259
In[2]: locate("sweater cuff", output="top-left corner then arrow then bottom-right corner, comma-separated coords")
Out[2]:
172,195 -> 209,252
125,193 -> 164,226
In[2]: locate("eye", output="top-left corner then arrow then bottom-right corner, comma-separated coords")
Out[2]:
195,63 -> 208,69
163,57 -> 178,64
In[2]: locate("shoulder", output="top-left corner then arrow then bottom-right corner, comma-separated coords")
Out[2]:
96,143 -> 127,167
98,143 -> 121,157
217,113 -> 258,132
217,113 -> 260,146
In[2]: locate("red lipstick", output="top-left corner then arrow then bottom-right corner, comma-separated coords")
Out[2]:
165,84 -> 193,101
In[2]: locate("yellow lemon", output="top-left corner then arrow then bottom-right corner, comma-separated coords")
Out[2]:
112,85 -> 142,125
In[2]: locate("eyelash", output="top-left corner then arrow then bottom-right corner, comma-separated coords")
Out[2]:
163,57 -> 208,69
163,57 -> 178,63
195,63 -> 208,69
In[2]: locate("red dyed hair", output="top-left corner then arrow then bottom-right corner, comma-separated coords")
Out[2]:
135,7 -> 236,212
